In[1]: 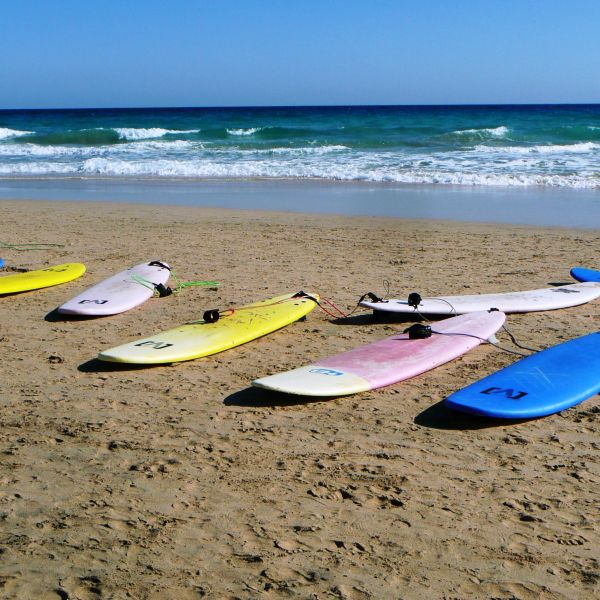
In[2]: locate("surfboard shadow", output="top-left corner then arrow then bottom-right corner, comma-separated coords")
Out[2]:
415,400 -> 537,430
331,312 -> 446,325
45,308 -> 108,322
330,313 -> 379,326
224,387 -> 333,407
78,358 -> 164,373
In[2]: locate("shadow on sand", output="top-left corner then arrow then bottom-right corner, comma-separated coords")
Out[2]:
45,308 -> 109,322
78,358 -> 164,373
224,386 -> 333,408
331,311 -> 439,326
415,399 -> 538,430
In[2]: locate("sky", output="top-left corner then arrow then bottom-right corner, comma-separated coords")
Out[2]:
1,0 -> 599,109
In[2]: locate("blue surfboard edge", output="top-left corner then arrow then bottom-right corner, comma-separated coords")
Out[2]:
444,331 -> 600,419
570,267 -> 600,283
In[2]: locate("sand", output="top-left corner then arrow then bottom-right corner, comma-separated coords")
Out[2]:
0,198 -> 599,599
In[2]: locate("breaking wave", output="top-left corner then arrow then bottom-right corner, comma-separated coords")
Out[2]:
0,127 -> 32,140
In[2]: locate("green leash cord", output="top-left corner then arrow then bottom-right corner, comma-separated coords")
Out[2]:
0,241 -> 65,251
130,272 -> 220,296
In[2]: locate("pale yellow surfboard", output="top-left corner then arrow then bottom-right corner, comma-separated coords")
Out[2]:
98,291 -> 319,364
0,263 -> 86,295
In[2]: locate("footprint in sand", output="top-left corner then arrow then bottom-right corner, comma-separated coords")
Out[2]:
538,533 -> 587,546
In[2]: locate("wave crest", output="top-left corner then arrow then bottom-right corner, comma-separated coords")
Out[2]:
446,126 -> 509,142
0,127 -> 32,140
114,127 -> 199,140
474,142 -> 599,155
226,128 -> 262,136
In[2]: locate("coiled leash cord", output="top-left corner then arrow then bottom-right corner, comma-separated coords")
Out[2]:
131,261 -> 220,298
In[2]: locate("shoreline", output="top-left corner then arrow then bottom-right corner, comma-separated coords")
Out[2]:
1,177 -> 600,228
1,198 -> 599,598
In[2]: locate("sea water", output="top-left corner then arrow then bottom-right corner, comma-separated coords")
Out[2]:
1,105 -> 599,188
1,105 -> 600,227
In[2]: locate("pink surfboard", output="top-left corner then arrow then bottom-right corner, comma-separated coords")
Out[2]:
252,310 -> 506,396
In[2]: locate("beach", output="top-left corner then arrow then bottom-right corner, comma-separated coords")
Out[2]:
1,197 -> 599,599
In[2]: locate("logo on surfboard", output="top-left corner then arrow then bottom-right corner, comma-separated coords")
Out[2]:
481,386 -> 528,400
134,341 -> 174,350
309,368 -> 344,376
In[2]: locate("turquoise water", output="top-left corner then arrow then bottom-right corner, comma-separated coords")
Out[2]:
1,105 -> 599,188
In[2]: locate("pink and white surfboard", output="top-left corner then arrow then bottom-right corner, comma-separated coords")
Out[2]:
252,310 -> 506,396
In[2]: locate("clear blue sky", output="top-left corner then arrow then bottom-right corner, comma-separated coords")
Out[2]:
1,0 -> 599,109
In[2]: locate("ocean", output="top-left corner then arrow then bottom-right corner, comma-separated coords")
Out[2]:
1,104 -> 599,188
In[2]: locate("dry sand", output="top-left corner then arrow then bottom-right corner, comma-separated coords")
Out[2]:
0,199 -> 599,599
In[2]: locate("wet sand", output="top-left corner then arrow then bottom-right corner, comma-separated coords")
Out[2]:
2,177 -> 600,228
0,198 -> 599,599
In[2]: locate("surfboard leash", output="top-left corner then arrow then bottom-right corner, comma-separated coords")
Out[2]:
169,271 -> 220,294
130,271 -> 220,298
368,289 -> 540,355
411,295 -> 540,354
196,291 -> 323,324
402,323 -> 531,357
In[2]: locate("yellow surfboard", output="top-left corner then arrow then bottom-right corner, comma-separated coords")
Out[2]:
98,291 -> 319,364
0,263 -> 86,295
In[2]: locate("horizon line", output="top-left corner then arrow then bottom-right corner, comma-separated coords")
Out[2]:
1,101 -> 599,112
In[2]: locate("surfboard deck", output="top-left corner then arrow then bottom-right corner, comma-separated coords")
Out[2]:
570,267 -> 600,283
98,291 -> 319,364
0,263 -> 86,295
359,282 -> 600,315
444,332 -> 600,418
57,260 -> 171,315
252,310 -> 506,396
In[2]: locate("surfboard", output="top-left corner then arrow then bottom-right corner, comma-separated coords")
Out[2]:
0,259 -> 4,269
252,310 -> 506,397
444,331 -> 600,419
57,260 -> 171,316
570,267 -> 600,283
97,291 -> 319,364
359,282 -> 600,315
0,263 -> 86,295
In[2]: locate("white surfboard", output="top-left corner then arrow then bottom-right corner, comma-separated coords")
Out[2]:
57,260 -> 171,316
359,282 -> 600,315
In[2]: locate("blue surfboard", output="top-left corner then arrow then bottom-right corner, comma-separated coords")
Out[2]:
445,332 -> 600,418
571,267 -> 600,283
0,259 -> 4,268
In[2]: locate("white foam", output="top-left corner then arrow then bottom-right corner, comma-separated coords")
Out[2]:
268,145 -> 348,155
0,127 -> 32,140
114,128 -> 199,140
452,126 -> 509,138
474,142 -> 599,155
59,154 -> 596,188
0,162 -> 77,175
226,128 -> 262,136
0,144 -> 99,157
2,139 -> 598,189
